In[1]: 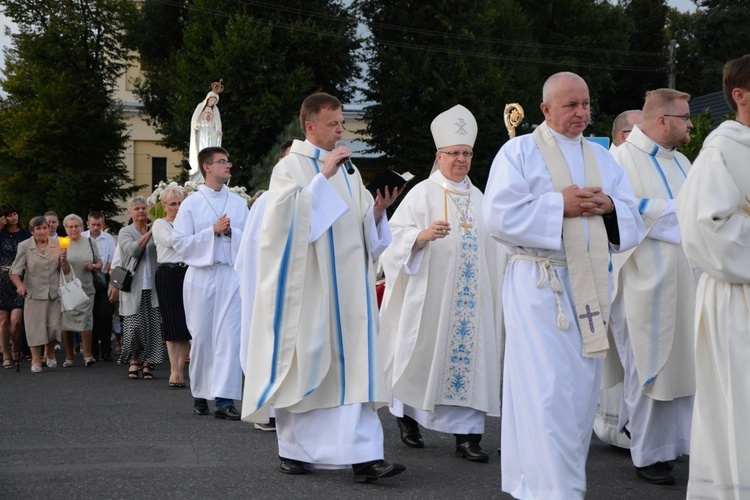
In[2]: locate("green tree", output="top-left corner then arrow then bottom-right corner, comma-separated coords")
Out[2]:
0,0 -> 139,228
249,117 -> 304,192
133,0 -> 360,191
360,0 -> 633,189
359,0 -> 541,188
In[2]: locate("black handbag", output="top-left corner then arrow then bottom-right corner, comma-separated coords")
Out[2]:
112,231 -> 146,292
88,239 -> 108,292
111,266 -> 133,292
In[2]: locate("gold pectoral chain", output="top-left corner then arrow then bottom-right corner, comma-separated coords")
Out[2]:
448,193 -> 474,233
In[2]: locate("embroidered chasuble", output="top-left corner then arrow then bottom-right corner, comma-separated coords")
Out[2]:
532,122 -> 610,358
379,170 -> 503,416
242,139 -> 388,424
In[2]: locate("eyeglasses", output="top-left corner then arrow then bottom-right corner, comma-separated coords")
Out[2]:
165,201 -> 182,207
438,150 -> 474,158
209,159 -> 232,166
663,114 -> 691,123
621,130 -> 632,134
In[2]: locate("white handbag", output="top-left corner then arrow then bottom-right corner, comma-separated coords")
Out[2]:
59,266 -> 89,312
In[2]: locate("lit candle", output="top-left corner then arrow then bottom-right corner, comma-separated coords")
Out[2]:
443,183 -> 448,222
59,236 -> 70,249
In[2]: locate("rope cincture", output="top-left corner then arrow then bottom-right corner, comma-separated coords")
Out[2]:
511,254 -> 570,330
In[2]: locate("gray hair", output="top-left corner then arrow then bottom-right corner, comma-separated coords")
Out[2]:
159,186 -> 185,204
128,196 -> 148,210
542,71 -> 585,102
612,110 -> 642,140
29,215 -> 48,230
63,213 -> 83,227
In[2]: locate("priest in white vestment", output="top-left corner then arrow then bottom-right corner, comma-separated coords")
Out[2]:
610,110 -> 642,150
676,54 -> 750,500
593,109 -> 643,451
379,105 -> 505,463
609,89 -> 695,485
172,146 -> 248,420
483,72 -> 644,500
240,93 -> 405,483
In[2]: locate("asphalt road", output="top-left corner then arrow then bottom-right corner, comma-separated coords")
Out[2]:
0,352 -> 689,499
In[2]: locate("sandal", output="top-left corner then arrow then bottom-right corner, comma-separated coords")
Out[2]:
128,363 -> 140,379
2,359 -> 12,369
142,363 -> 154,380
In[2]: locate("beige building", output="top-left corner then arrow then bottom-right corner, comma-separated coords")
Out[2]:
113,57 -> 184,223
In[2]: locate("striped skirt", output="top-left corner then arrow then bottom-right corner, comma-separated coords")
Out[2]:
155,264 -> 191,342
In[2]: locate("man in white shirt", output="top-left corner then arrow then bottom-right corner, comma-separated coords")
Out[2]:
83,211 -> 117,361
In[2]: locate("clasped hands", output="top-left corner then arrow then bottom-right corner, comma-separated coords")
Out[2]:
562,185 -> 614,218
214,214 -> 232,236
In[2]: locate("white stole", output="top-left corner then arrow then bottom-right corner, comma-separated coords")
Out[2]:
533,122 -> 610,358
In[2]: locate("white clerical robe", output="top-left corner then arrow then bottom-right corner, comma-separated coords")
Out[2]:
676,119 -> 750,500
379,170 -> 504,435
483,129 -> 644,500
241,139 -> 391,466
172,185 -> 248,401
609,125 -> 694,467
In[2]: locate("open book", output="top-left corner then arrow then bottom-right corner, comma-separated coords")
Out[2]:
366,170 -> 414,197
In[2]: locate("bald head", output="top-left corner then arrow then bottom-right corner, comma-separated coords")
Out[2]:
611,110 -> 642,147
641,88 -> 692,149
541,72 -> 591,138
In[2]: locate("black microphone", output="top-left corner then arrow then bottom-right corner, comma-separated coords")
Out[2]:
335,141 -> 355,175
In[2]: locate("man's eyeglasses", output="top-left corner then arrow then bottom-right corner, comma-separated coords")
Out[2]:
439,150 -> 474,158
663,114 -> 692,123
209,159 -> 232,166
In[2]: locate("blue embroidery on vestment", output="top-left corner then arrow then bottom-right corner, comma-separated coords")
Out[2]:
443,194 -> 479,402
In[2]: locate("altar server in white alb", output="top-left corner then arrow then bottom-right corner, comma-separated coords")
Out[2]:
379,104 -> 504,463
609,88 -> 695,486
172,146 -> 248,420
676,54 -> 750,500
241,92 -> 405,483
483,72 -> 644,499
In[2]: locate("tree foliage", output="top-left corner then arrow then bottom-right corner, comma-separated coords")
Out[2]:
359,0 -> 633,188
0,0 -> 139,229
133,0 -> 360,191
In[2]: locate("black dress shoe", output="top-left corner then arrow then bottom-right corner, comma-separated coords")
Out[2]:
661,460 -> 675,471
193,400 -> 210,416
455,442 -> 489,463
279,458 -> 310,475
353,460 -> 406,483
396,417 -> 424,448
635,463 -> 676,485
214,406 -> 241,420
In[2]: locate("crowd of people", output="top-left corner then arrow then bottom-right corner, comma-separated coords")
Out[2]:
2,55 -> 750,498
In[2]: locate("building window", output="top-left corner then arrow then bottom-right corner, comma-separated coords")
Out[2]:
152,157 -> 167,188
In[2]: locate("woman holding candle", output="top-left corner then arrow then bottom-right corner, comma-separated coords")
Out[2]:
10,216 -> 70,372
378,105 -> 506,462
60,214 -> 102,367
0,204 -> 32,368
118,197 -> 162,379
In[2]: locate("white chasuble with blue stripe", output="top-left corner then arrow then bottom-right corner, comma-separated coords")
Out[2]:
241,139 -> 388,424
610,126 -> 696,400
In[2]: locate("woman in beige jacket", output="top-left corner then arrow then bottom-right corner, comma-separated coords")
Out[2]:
10,215 -> 70,373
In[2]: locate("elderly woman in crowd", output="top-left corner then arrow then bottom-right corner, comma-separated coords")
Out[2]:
118,196 -> 162,379
0,204 -> 32,368
152,185 -> 191,388
10,216 -> 70,372
60,213 -> 102,368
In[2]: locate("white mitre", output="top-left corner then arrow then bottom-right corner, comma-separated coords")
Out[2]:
430,104 -> 478,149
